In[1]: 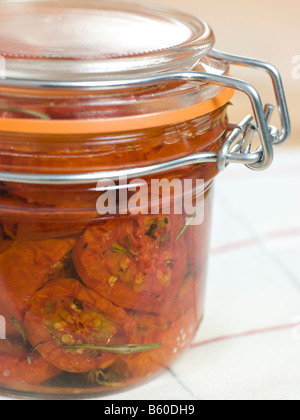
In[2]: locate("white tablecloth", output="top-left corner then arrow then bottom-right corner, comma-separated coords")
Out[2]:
2,148 -> 300,400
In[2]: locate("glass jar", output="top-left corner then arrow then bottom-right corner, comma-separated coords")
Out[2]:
0,0 -> 290,398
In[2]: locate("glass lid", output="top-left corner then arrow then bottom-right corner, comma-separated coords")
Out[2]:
0,0 -> 215,81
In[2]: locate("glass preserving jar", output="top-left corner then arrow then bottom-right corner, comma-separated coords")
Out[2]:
0,0 -> 290,398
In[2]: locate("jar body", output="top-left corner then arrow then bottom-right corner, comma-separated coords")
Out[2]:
0,107 -> 227,398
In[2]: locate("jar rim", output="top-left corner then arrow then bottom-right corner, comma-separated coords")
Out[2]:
0,1 -> 233,135
0,0 -> 215,82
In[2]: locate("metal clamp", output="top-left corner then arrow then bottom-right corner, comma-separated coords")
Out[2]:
0,50 -> 291,184
209,50 -> 291,171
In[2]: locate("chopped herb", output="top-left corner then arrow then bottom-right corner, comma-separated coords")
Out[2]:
73,299 -> 84,311
94,378 -> 123,387
126,235 -> 137,257
83,243 -> 88,249
28,341 -> 162,365
145,224 -> 158,239
0,104 -> 51,120
111,238 -> 137,258
127,145 -> 138,151
111,243 -> 132,258
88,370 -> 124,387
176,206 -> 202,243
10,317 -> 28,345
160,234 -> 169,244
1,191 -> 13,199
59,342 -> 162,354
176,223 -> 189,243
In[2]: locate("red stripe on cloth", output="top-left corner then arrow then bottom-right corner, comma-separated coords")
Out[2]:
211,228 -> 300,256
191,323 -> 296,349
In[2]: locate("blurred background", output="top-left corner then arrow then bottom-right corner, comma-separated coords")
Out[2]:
152,0 -> 300,147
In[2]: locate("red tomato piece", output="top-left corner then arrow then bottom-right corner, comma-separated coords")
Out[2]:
24,278 -> 137,373
0,238 -> 75,335
73,215 -> 187,313
0,339 -> 59,388
105,307 -> 201,382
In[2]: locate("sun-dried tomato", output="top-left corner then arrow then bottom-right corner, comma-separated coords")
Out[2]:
73,215 -> 187,313
0,238 -> 75,335
0,338 -> 59,388
0,187 -> 94,240
24,278 -> 137,373
99,307 -> 201,383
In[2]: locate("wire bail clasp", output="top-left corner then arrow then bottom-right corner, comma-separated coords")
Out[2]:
209,50 -> 291,172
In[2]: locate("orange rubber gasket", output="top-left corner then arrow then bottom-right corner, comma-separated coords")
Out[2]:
0,87 -> 234,135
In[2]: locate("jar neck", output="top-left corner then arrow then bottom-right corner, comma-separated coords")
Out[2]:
0,106 -> 228,176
